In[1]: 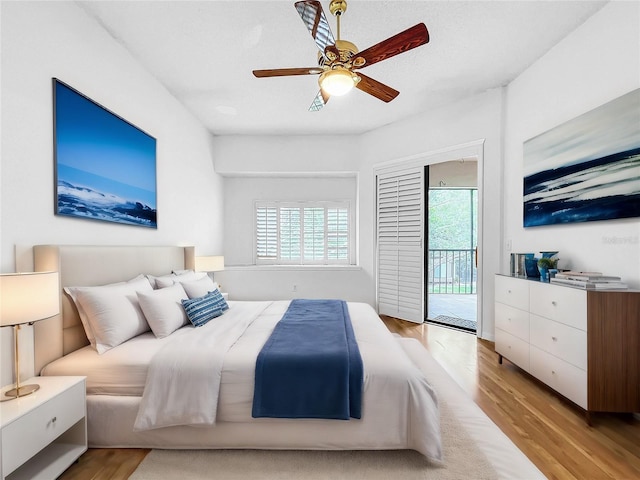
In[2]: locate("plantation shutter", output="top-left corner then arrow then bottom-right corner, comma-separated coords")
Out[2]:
256,202 -> 350,264
327,207 -> 348,260
376,168 -> 424,323
256,206 -> 278,260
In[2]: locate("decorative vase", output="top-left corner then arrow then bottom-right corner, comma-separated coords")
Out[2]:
539,267 -> 549,282
524,258 -> 540,278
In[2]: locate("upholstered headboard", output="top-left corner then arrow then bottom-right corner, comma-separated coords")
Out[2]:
32,245 -> 195,374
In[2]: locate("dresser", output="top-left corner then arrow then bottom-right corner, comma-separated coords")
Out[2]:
495,274 -> 640,423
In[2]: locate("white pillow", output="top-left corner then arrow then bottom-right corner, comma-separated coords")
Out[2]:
181,276 -> 219,299
172,269 -> 193,275
146,273 -> 177,289
155,271 -> 207,289
137,283 -> 189,338
72,276 -> 153,354
64,274 -> 151,348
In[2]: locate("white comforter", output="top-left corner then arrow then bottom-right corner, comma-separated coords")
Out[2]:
134,301 -> 271,430
133,300 -> 442,461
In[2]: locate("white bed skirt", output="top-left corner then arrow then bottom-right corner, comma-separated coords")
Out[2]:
88,393 -> 411,451
85,337 -> 544,479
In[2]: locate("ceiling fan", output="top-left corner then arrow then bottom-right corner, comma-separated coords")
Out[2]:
252,0 -> 429,111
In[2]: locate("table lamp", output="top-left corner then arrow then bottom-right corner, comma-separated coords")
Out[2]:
1,271 -> 59,400
195,255 -> 225,282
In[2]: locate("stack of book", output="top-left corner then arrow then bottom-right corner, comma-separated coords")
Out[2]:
550,271 -> 628,290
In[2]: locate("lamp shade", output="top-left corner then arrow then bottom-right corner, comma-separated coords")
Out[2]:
195,256 -> 225,272
0,272 -> 60,326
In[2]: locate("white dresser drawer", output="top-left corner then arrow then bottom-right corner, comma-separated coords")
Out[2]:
495,275 -> 529,310
529,314 -> 587,370
529,281 -> 587,329
530,346 -> 587,409
495,328 -> 530,371
2,381 -> 85,475
495,302 -> 529,342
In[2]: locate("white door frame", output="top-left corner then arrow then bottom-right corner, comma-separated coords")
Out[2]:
373,139 -> 486,336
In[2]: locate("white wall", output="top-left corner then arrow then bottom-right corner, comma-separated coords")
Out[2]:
0,1 -> 224,386
0,1 -> 224,272
213,134 -> 361,175
213,135 -> 374,303
503,1 -> 640,287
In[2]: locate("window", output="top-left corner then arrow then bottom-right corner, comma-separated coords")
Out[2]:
256,202 -> 350,265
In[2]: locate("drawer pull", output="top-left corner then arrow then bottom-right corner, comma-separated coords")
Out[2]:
52,416 -> 57,423
551,370 -> 556,375
552,336 -> 557,342
507,289 -> 511,293
551,301 -> 557,306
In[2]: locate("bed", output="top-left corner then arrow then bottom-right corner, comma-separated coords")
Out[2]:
32,244 -> 545,479
33,245 -> 442,461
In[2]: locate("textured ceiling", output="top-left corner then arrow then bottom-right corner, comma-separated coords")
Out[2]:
78,0 -> 606,136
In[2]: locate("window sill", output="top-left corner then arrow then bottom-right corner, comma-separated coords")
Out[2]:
224,265 -> 361,272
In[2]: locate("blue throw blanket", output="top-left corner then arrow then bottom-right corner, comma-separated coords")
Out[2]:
252,299 -> 363,420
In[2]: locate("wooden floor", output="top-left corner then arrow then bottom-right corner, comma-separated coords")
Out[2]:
59,317 -> 640,480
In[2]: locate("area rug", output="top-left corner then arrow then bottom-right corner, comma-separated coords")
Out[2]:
129,400 -> 497,480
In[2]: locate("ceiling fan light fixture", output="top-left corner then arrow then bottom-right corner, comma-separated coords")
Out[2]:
319,68 -> 357,96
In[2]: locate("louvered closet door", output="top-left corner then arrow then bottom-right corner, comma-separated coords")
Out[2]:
377,168 -> 424,323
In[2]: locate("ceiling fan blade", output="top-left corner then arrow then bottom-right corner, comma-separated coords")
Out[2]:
253,67 -> 324,78
355,73 -> 399,103
295,0 -> 336,57
353,23 -> 429,69
309,90 -> 329,112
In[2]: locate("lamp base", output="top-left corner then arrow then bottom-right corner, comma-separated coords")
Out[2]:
3,383 -> 40,400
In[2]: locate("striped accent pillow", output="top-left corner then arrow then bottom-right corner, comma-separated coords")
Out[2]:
181,289 -> 229,327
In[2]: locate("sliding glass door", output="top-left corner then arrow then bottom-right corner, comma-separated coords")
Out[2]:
426,187 -> 478,332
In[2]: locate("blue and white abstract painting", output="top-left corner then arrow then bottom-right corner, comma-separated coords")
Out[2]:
523,89 -> 640,227
54,79 -> 157,228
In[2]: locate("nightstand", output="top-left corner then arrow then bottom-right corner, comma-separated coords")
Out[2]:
1,376 -> 87,480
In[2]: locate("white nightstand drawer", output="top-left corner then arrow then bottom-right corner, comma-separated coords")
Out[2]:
529,282 -> 587,329
495,275 -> 529,310
2,381 -> 85,475
495,302 -> 529,341
530,346 -> 587,409
530,314 -> 587,370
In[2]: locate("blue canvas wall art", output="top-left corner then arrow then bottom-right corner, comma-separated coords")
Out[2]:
523,89 -> 640,227
53,79 -> 157,228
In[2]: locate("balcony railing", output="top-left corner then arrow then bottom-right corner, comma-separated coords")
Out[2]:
428,248 -> 476,294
